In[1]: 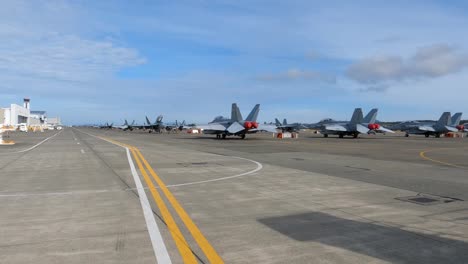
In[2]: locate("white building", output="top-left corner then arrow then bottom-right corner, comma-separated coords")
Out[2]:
1,98 -> 61,127
30,110 -> 47,125
1,98 -> 30,126
2,104 -> 30,126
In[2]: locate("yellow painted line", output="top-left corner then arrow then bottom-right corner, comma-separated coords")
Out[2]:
135,149 -> 225,264
97,136 -> 132,149
419,149 -> 466,169
131,147 -> 198,264
96,135 -> 224,263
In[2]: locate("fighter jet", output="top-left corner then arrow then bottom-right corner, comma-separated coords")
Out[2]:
197,103 -> 277,139
145,115 -> 165,133
393,112 -> 458,137
165,120 -> 189,132
116,120 -> 135,131
361,108 -> 394,135
99,122 -> 113,129
449,112 -> 467,132
311,108 -> 394,138
274,118 -> 305,132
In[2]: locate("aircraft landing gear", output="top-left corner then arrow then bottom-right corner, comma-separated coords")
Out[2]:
240,134 -> 246,139
353,133 -> 358,138
323,134 -> 328,138
339,134 -> 344,138
216,134 -> 221,139
222,134 -> 227,139
425,133 -> 430,138
405,133 -> 409,137
435,133 -> 441,138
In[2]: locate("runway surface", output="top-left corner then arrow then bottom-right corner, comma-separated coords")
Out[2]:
1,128 -> 467,263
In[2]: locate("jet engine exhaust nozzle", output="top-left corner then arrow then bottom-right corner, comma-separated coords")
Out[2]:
244,121 -> 259,129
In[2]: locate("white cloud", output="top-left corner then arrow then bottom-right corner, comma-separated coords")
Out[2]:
0,1 -> 146,83
347,44 -> 468,84
0,32 -> 145,82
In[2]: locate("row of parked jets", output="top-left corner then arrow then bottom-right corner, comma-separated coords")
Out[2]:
97,103 -> 467,139
97,115 -> 191,133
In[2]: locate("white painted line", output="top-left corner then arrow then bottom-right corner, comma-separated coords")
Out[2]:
0,130 -> 63,154
77,142 -> 80,145
166,156 -> 263,188
126,148 -> 172,264
76,128 -> 172,263
77,128 -> 265,188
81,149 -> 85,154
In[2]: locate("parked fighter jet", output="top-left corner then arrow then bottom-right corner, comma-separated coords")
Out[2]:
99,122 -> 113,129
449,113 -> 467,132
361,109 -> 394,134
274,118 -> 305,132
165,120 -> 189,132
145,115 -> 165,133
116,120 -> 135,131
310,108 -> 393,138
197,103 -> 277,139
393,112 -> 458,137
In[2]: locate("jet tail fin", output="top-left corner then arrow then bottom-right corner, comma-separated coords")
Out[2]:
275,118 -> 282,127
246,104 -> 260,122
283,118 -> 287,126
156,115 -> 163,123
450,112 -> 462,126
350,108 -> 364,124
437,112 -> 451,126
145,116 -> 151,125
231,103 -> 243,122
363,108 -> 378,124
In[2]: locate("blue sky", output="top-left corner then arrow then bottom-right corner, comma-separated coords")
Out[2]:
1,0 -> 468,125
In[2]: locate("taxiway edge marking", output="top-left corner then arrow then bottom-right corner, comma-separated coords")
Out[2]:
135,149 -> 225,264
75,129 -> 173,263
126,148 -> 173,264
0,130 -> 63,154
131,148 -> 198,263
419,149 -> 465,169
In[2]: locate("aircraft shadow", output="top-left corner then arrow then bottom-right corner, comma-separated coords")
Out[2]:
258,211 -> 468,263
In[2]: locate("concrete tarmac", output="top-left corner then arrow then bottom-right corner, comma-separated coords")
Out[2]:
1,128 -> 468,263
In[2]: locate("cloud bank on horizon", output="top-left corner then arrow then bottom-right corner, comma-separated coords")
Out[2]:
1,0 -> 468,124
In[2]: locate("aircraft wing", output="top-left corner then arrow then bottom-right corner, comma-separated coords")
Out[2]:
257,124 -> 278,133
227,122 -> 245,134
324,124 -> 347,132
418,126 -> 436,132
196,124 -> 226,132
376,126 -> 395,133
356,124 -> 369,134
445,126 -> 458,132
